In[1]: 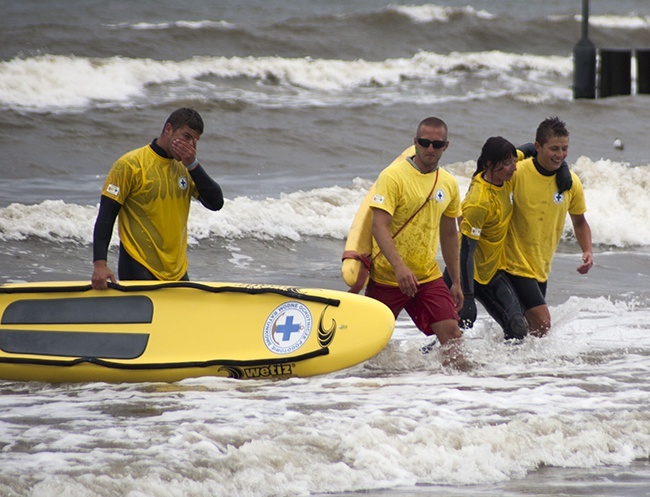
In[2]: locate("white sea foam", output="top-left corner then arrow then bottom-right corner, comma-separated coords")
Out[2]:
581,14 -> 650,30
0,159 -> 648,247
0,200 -> 97,243
573,157 -> 650,246
108,20 -> 236,30
104,9 -> 650,32
0,51 -> 572,112
388,4 -> 495,23
0,297 -> 648,496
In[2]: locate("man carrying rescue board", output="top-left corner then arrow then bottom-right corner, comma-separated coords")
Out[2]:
364,117 -> 465,366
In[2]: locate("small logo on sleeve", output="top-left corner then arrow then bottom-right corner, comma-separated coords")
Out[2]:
106,184 -> 120,197
372,194 -> 385,204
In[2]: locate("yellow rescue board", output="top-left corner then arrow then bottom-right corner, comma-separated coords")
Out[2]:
0,281 -> 394,383
341,145 -> 415,292
341,182 -> 376,291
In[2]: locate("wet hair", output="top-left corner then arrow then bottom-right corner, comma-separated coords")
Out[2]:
535,116 -> 568,146
474,136 -> 517,176
164,108 -> 204,135
417,116 -> 448,137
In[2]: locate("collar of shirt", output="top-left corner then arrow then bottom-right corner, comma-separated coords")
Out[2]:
150,138 -> 172,159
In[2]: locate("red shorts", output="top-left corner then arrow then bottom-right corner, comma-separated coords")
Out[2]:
366,278 -> 459,336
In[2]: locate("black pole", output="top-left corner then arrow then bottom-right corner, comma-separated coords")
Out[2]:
573,0 -> 596,99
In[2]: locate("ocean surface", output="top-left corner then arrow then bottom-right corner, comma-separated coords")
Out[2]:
1,1 -> 650,496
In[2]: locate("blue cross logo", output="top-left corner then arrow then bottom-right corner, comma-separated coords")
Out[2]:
179,177 -> 188,189
263,302 -> 312,353
276,315 -> 301,342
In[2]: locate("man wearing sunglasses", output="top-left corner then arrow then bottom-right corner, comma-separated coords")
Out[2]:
366,117 -> 464,366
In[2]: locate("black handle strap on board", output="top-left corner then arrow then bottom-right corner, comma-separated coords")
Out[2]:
0,281 -> 341,307
0,346 -> 329,371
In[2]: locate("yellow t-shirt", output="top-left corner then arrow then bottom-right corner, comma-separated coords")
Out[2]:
504,158 -> 587,282
460,173 -> 514,285
102,144 -> 198,280
369,154 -> 461,286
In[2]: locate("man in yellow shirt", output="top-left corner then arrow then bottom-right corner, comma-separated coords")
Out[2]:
366,117 -> 464,362
504,117 -> 593,336
91,108 -> 224,289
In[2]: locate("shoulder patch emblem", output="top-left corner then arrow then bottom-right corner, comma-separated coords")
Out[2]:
553,191 -> 564,204
372,194 -> 385,204
434,189 -> 445,202
471,227 -> 482,237
179,176 -> 188,190
106,184 -> 120,197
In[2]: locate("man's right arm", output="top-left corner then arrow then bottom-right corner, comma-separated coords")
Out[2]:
91,196 -> 120,289
372,207 -> 418,297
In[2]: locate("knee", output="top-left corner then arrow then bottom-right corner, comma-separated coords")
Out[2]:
430,319 -> 462,344
504,314 -> 528,340
525,306 -> 551,337
530,321 -> 551,338
529,314 -> 551,337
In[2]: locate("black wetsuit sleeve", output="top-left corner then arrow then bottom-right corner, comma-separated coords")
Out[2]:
517,142 -> 537,159
555,160 -> 573,194
460,234 -> 478,296
189,164 -> 224,211
93,195 -> 121,262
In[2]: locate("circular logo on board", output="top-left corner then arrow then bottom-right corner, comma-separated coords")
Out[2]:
263,302 -> 312,354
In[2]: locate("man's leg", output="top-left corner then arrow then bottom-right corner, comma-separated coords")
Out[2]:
503,273 -> 550,337
430,319 -> 462,344
476,272 -> 528,340
118,244 -> 157,280
406,279 -> 466,367
365,280 -> 407,320
524,305 -> 551,337
118,244 -> 189,281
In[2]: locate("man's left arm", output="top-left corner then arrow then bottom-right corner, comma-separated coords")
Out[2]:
172,137 -> 224,211
440,214 -> 463,309
188,165 -> 224,211
570,213 -> 593,274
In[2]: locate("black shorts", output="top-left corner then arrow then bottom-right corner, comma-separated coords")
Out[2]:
118,244 -> 189,281
443,269 -> 528,340
503,272 -> 547,310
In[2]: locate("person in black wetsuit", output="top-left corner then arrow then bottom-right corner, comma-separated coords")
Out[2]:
91,108 -> 224,290
452,137 -> 528,340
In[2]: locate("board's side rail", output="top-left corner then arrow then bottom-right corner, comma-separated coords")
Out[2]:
0,347 -> 328,370
0,282 -> 341,307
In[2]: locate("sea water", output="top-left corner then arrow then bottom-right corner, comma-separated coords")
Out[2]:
1,1 -> 649,496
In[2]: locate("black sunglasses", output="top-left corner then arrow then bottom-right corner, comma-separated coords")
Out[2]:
416,138 -> 448,149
